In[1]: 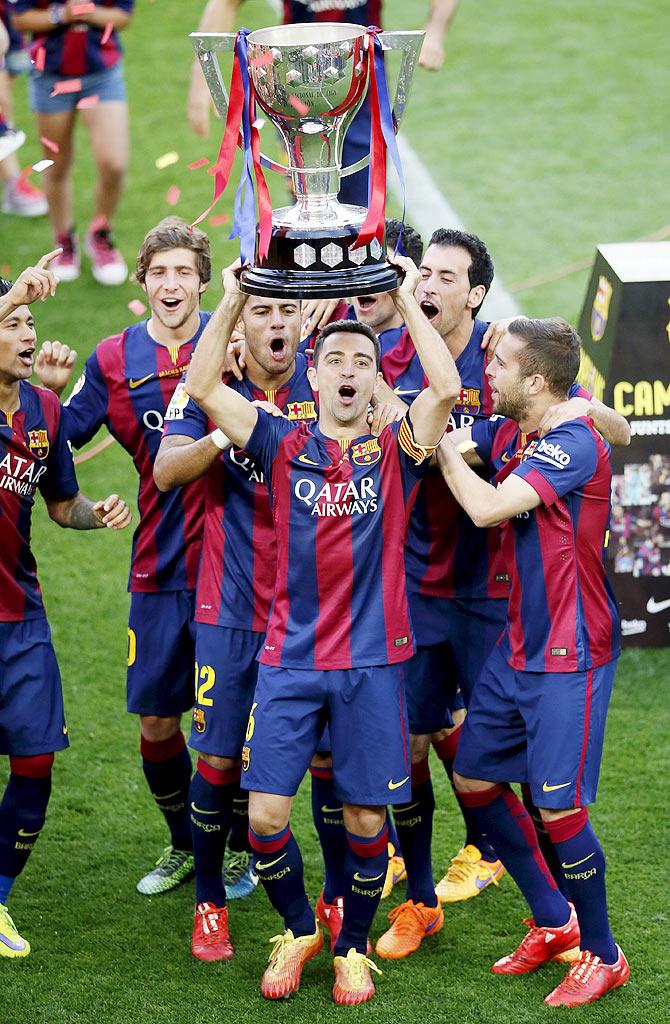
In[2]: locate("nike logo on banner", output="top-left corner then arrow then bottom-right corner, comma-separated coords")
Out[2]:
647,597 -> 670,614
18,828 -> 41,837
321,805 -> 343,814
388,776 -> 410,791
562,852 -> 596,869
190,802 -> 220,815
256,854 -> 287,872
298,453 -> 318,465
353,872 -> 385,883
129,374 -> 154,389
542,780 -> 571,793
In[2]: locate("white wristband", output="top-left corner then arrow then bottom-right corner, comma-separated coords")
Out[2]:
209,428 -> 230,451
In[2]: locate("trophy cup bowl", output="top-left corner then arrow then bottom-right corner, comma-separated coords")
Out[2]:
191,24 -> 424,298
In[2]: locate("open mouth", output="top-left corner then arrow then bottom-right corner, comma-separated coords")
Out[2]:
160,296 -> 183,313
420,300 -> 439,321
338,384 -> 356,405
18,347 -> 35,368
355,295 -> 376,313
269,336 -> 287,361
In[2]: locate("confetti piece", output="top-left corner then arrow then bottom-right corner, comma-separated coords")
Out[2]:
188,156 -> 209,170
252,118 -> 266,130
76,95 -> 99,109
288,95 -> 309,116
127,300 -> 147,317
155,151 -> 179,170
32,159 -> 54,173
1,264 -> 10,278
456,440 -> 478,454
40,136 -> 59,154
51,79 -> 82,97
70,1 -> 95,13
209,214 -> 230,227
101,22 -> 114,46
34,46 -> 46,72
166,185 -> 180,206
250,53 -> 274,69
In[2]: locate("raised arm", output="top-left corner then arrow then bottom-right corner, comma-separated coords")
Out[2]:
387,253 -> 460,447
184,264 -> 258,449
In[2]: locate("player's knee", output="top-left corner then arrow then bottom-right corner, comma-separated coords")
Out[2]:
199,752 -> 238,772
410,733 -> 430,763
9,753 -> 55,778
248,793 -> 290,836
343,803 -> 385,838
97,153 -> 127,180
538,806 -> 584,823
310,753 -> 333,771
140,715 -> 181,743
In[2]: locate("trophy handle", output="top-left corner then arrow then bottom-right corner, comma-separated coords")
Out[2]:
190,32 -> 289,176
339,30 -> 424,178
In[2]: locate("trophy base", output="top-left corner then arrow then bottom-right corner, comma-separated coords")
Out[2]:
240,226 -> 399,299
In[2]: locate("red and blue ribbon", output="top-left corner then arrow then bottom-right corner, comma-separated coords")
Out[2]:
354,27 -> 406,253
192,29 -> 272,263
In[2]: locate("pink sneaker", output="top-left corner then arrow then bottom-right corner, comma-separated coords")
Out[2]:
85,223 -> 128,286
52,232 -> 81,282
2,175 -> 48,217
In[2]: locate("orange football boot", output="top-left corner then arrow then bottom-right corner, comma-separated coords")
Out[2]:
375,899 -> 444,959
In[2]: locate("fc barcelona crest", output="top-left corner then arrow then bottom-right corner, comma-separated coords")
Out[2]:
193,708 -> 206,733
351,438 -> 382,466
591,275 -> 613,342
286,400 -> 317,422
27,429 -> 49,459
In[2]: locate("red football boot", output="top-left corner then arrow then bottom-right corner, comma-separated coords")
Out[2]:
315,890 -> 372,953
544,946 -> 630,1007
191,902 -> 234,961
492,906 -> 580,974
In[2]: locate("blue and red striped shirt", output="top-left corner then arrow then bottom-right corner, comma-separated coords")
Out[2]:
164,355 -> 317,632
12,0 -> 133,76
0,382 -> 78,621
471,414 -> 621,673
281,0 -> 382,26
62,316 -> 208,593
245,411 -> 430,670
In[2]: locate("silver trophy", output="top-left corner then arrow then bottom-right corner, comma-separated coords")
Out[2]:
191,23 -> 423,298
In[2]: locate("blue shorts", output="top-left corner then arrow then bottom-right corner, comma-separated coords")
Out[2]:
242,663 -> 411,805
405,595 -> 507,732
28,61 -> 127,115
454,643 -> 618,809
189,623 -> 263,758
126,592 -> 196,717
0,618 -> 69,756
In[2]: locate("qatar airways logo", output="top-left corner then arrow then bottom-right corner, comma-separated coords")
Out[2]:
294,477 -> 378,517
533,438 -> 572,469
0,453 -> 47,497
229,448 -> 265,483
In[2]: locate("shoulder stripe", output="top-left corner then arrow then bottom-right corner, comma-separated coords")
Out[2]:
398,417 -> 435,464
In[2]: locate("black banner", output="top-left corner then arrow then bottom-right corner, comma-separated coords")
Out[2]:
577,242 -> 670,647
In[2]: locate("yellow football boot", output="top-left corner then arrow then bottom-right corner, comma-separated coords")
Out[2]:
333,948 -> 382,1005
435,844 -> 504,903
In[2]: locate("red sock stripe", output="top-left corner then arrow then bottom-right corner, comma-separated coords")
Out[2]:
459,784 -> 505,808
248,826 -> 291,854
346,824 -> 388,859
433,725 -> 461,762
197,758 -> 241,787
544,808 -> 588,844
309,765 -> 333,780
410,757 -> 431,788
502,788 -> 558,891
140,731 -> 185,762
9,753 -> 54,777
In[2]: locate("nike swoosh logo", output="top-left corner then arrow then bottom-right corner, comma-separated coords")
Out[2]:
393,388 -> 420,396
647,597 -> 670,614
388,776 -> 410,791
561,852 -> 596,869
320,805 -> 343,814
190,802 -> 220,815
298,453 -> 318,465
542,781 -> 571,793
501,452 -> 512,463
353,872 -> 384,883
129,374 -> 154,389
424,916 -> 441,933
18,828 -> 41,837
256,853 -> 287,871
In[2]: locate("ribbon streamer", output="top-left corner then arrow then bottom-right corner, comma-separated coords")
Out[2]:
354,28 -> 407,253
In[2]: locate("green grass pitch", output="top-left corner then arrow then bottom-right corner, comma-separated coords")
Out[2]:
2,1 -> 669,1021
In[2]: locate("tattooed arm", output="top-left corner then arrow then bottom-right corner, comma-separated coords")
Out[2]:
46,492 -> 131,531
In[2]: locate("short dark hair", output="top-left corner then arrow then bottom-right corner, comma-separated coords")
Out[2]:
428,228 -> 494,316
312,319 -> 381,370
135,216 -> 211,285
509,317 -> 581,396
0,278 -> 13,297
386,218 -> 423,266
